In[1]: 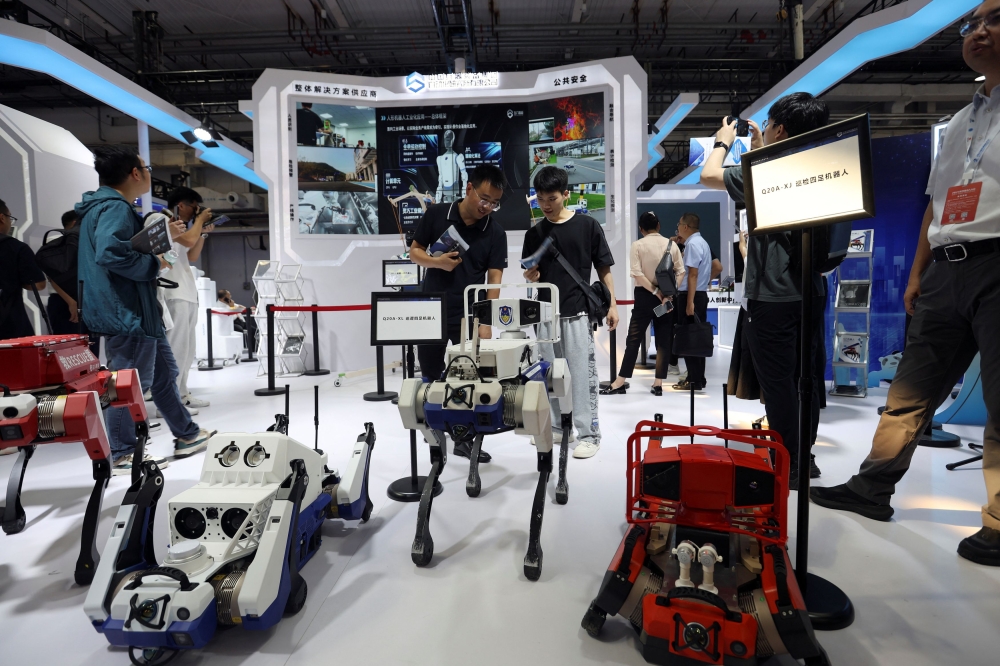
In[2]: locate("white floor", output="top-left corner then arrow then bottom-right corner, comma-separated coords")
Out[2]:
2,351 -> 999,666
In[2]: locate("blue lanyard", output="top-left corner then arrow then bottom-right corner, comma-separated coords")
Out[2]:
964,100 -> 1000,185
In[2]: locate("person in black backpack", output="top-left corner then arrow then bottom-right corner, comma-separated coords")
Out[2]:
601,212 -> 684,396
0,198 -> 47,340
38,211 -> 86,335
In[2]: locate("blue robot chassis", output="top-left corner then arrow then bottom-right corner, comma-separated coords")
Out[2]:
83,410 -> 376,666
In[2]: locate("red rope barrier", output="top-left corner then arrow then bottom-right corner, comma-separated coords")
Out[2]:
209,310 -> 244,316
616,300 -> 635,305
270,304 -> 371,312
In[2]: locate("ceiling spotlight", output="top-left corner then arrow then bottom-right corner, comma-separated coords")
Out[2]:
976,75 -> 986,82
192,127 -> 213,142
181,130 -> 197,144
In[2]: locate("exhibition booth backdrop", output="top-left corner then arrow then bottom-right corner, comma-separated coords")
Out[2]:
248,58 -> 647,374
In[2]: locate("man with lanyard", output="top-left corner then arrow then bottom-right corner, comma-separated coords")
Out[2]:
812,0 -> 1000,567
0,198 -> 46,340
672,213 -> 712,392
409,164 -> 508,462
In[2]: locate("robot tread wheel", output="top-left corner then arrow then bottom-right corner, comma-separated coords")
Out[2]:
128,646 -> 180,666
361,498 -> 374,523
284,579 -> 308,616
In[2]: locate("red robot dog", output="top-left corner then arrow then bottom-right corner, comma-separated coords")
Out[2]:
581,419 -> 830,666
0,334 -> 151,585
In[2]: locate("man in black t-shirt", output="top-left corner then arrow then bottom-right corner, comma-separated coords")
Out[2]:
522,166 -> 618,460
296,103 -> 328,145
0,198 -> 47,340
409,164 -> 509,462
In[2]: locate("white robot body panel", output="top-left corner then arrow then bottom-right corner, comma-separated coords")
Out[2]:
197,432 -> 328,502
238,497 -> 295,618
108,575 -> 216,635
513,381 -> 554,451
84,503 -> 140,623
335,435 -> 371,507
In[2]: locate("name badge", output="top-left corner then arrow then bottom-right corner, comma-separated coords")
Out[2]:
941,182 -> 983,225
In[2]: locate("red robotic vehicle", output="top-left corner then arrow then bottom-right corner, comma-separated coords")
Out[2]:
0,334 -> 151,585
581,418 -> 831,666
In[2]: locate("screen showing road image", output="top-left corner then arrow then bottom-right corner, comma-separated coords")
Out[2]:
529,138 -> 605,184
747,129 -> 866,232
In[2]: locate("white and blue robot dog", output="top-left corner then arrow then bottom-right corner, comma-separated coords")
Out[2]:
83,401 -> 375,666
397,283 -> 573,581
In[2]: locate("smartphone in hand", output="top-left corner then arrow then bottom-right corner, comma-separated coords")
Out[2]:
653,301 -> 674,318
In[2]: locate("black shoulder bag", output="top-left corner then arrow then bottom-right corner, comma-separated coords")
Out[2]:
551,249 -> 611,330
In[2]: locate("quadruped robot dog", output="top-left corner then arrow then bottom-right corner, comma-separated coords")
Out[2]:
84,388 -> 376,665
397,283 -> 573,580
582,416 -> 830,666
0,334 -> 149,585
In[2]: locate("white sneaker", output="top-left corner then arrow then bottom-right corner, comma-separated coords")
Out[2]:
112,452 -> 170,476
0,447 -> 18,456
142,389 -> 152,401
156,406 -> 199,418
183,395 -> 211,408
667,364 -> 681,376
572,441 -> 600,459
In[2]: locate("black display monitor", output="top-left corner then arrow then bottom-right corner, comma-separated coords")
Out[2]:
370,292 -> 447,346
743,114 -> 875,235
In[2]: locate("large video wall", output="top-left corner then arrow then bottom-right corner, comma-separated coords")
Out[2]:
293,92 -> 605,235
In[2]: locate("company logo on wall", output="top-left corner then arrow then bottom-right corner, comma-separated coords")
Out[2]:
405,71 -> 501,93
406,72 -> 426,94
730,140 -> 747,165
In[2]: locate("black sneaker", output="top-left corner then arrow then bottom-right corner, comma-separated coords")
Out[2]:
957,527 -> 1000,566
454,440 -> 491,463
599,385 -> 626,395
788,465 -> 799,492
810,483 -> 893,521
810,454 -> 821,479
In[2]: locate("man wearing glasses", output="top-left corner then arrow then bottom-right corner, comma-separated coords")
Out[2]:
0,199 -> 47,340
409,164 -> 508,462
812,1 -> 1000,567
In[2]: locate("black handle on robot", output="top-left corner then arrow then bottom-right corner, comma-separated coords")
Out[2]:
658,586 -> 743,622
124,566 -> 199,592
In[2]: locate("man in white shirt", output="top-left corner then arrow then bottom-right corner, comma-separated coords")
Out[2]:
812,0 -> 1000,567
673,213 -> 713,392
164,187 -> 215,410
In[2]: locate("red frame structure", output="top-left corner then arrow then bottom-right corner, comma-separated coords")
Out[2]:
626,421 -> 790,547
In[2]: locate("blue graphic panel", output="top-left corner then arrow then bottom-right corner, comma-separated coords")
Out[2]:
824,133 -> 931,379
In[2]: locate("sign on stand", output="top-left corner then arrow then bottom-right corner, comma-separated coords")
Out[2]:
371,292 -> 447,346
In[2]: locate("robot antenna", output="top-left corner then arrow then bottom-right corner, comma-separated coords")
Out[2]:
314,385 -> 320,453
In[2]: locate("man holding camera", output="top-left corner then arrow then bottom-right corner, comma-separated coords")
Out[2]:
812,1 -> 1000,567
700,93 -> 829,489
165,187 -> 215,411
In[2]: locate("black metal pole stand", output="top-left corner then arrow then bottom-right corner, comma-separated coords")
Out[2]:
29,282 -> 53,335
303,305 -> 330,376
388,344 -> 444,502
245,308 -> 256,362
363,345 -> 398,401
599,325 -> 629,390
200,308 -> 223,371
255,304 -> 285,396
798,229 -> 854,630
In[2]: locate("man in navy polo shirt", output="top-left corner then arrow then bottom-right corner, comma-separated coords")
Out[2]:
409,164 -> 508,462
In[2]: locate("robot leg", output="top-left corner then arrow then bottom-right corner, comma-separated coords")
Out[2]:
1,445 -> 35,535
465,434 -> 484,498
555,414 -> 572,505
328,423 -> 376,522
524,449 -> 552,582
548,359 -> 573,506
84,460 -> 165,626
76,456 -> 112,585
412,430 -> 446,567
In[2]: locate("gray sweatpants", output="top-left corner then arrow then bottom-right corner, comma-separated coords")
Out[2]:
537,314 -> 601,444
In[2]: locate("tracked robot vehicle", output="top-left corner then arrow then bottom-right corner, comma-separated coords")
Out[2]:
397,283 -> 573,580
0,334 -> 149,585
84,390 -> 376,665
582,417 -> 830,666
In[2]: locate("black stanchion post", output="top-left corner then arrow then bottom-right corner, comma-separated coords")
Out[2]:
600,326 -> 628,390
29,282 -> 52,335
388,344 -> 443,502
245,308 -> 255,362
363,345 -> 398,401
304,305 -> 330,376
200,308 -> 222,371
254,304 -> 285,396
797,228 -> 855,630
